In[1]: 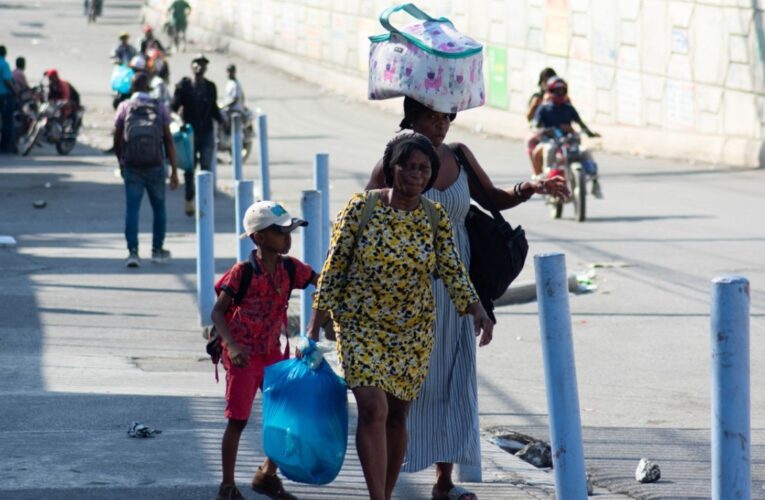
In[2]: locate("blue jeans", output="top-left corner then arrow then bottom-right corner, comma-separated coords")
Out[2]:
184,128 -> 215,201
124,165 -> 167,253
0,94 -> 16,153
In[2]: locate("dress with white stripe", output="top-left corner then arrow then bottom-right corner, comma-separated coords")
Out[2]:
403,165 -> 481,472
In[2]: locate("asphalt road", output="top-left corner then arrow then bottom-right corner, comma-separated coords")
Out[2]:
1,1 -> 763,499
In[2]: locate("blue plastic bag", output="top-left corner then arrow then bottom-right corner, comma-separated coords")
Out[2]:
111,65 -> 134,95
262,338 -> 348,485
171,123 -> 195,172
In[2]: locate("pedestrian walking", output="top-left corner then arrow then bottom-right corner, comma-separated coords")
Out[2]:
171,53 -> 223,216
366,98 -> 568,500
211,200 -> 318,500
167,0 -> 191,52
309,133 -> 493,500
113,72 -> 179,268
0,46 -> 18,154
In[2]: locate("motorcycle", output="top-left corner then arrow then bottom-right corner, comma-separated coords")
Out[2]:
216,107 -> 255,163
541,127 -> 599,222
18,99 -> 83,156
13,85 -> 44,145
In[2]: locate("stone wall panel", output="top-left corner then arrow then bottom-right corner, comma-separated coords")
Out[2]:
143,0 -> 765,166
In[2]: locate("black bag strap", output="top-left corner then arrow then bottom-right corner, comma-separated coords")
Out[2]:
237,255 -> 297,303
233,261 -> 253,305
451,144 -> 510,226
283,256 -> 297,296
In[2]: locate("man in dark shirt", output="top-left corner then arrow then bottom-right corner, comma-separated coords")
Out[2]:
171,54 -> 223,216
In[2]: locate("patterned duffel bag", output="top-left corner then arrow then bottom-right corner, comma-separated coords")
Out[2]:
368,3 -> 485,114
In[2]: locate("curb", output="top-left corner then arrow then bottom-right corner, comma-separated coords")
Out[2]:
494,274 -> 578,307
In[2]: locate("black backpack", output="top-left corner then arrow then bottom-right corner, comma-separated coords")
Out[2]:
206,257 -> 297,380
123,99 -> 164,168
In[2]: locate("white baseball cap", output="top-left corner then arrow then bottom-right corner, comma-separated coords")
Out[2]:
240,201 -> 307,238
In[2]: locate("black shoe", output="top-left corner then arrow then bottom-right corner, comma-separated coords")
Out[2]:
151,248 -> 171,263
125,251 -> 141,268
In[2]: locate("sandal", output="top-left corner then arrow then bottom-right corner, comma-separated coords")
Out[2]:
251,467 -> 297,500
216,483 -> 246,500
432,484 -> 478,500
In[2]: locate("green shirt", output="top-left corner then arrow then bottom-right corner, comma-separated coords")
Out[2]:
168,0 -> 190,24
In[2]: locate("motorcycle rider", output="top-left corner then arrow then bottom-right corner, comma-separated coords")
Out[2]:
532,76 -> 602,198
527,67 -> 558,122
111,32 -> 137,66
139,25 -> 166,56
221,64 -> 245,113
45,69 -> 79,121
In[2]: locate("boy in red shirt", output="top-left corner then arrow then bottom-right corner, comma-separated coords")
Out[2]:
212,200 -> 318,500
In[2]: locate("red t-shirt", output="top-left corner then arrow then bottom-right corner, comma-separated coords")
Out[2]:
216,254 -> 316,356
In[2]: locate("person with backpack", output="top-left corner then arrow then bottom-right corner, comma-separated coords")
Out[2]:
113,72 -> 179,268
211,200 -> 318,500
307,133 -> 493,500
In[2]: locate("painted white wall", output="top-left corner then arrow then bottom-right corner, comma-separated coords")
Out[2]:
147,0 -> 765,167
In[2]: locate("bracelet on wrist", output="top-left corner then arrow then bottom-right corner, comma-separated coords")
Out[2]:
515,182 -> 533,201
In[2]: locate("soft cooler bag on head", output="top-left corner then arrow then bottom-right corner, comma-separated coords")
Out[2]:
368,3 -> 485,114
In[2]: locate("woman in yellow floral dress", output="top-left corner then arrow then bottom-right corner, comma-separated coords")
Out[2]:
307,133 -> 493,500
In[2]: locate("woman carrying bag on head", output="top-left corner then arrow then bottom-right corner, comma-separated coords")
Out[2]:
308,132 -> 493,500
366,97 -> 569,500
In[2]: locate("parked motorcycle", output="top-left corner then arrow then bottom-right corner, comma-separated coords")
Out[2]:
541,127 -> 599,222
18,99 -> 83,156
13,85 -> 44,145
217,107 -> 255,163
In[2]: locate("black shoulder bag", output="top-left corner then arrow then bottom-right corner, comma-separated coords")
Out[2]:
452,146 -> 529,323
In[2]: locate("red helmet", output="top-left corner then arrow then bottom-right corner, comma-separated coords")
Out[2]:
44,69 -> 59,79
546,77 -> 568,104
143,24 -> 153,34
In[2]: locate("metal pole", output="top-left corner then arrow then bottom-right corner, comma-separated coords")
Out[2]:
231,112 -> 243,182
711,276 -> 750,500
196,171 -> 216,328
534,253 -> 588,499
300,190 -> 322,335
257,113 -> 270,201
313,153 -> 330,259
235,180 -> 254,263
210,126 -> 218,188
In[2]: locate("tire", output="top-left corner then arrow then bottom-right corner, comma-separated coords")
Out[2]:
20,122 -> 42,156
572,163 -> 587,222
56,139 -> 76,155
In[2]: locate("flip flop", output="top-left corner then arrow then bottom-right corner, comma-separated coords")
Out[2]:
431,484 -> 477,500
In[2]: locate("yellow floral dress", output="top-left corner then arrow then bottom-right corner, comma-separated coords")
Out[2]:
313,192 -> 478,401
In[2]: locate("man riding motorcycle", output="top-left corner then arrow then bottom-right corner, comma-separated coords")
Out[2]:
45,69 -> 80,123
531,76 -> 602,198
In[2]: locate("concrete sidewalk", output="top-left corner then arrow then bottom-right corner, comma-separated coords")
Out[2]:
0,152 -> 628,499
6,2 -> 765,499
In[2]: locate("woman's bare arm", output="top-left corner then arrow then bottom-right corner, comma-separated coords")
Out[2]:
366,158 -> 386,190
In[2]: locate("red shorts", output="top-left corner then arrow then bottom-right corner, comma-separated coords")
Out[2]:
222,348 -> 285,421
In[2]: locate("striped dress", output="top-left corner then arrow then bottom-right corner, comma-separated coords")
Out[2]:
402,166 -> 481,472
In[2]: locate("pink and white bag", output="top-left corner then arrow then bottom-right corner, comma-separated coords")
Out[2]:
368,3 -> 485,114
